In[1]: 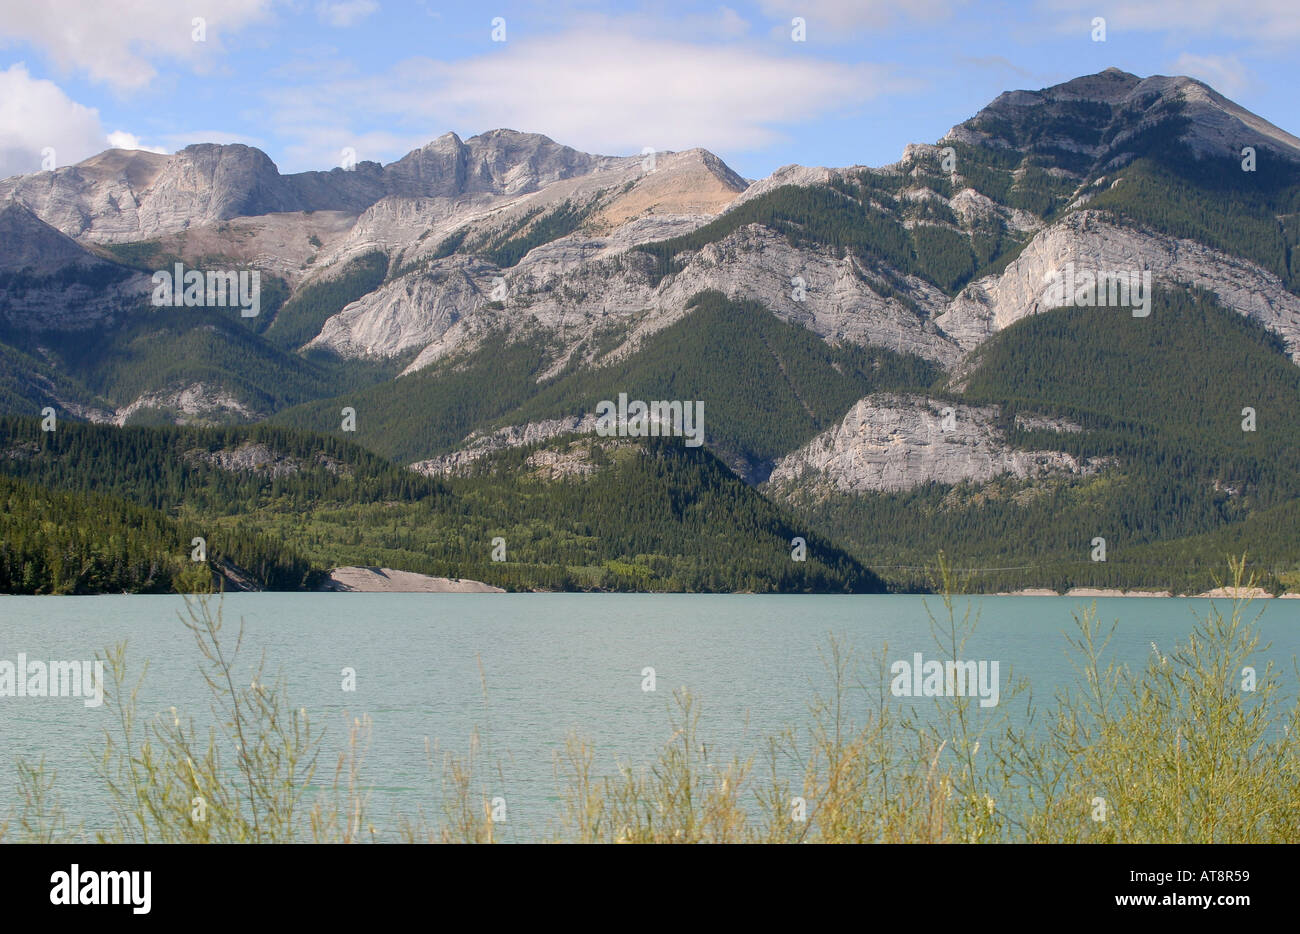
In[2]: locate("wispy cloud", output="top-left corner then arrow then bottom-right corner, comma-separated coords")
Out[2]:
757,0 -> 961,36
1037,0 -> 1300,41
263,27 -> 914,170
954,55 -> 1040,80
316,0 -> 379,29
105,130 -> 168,154
1168,53 -> 1251,97
0,63 -> 164,178
0,0 -> 274,90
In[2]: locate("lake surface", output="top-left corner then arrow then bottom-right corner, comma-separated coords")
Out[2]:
1,593 -> 1296,841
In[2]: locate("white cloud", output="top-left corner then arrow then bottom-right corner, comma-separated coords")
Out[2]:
0,0 -> 274,90
1168,53 -> 1251,97
105,130 -> 169,154
264,29 -> 913,168
0,64 -> 170,179
714,7 -> 751,39
316,0 -> 379,28
0,63 -> 103,178
758,0 -> 959,34
1038,0 -> 1300,41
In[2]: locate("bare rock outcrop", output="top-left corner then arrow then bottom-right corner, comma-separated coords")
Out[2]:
936,210 -> 1300,363
767,394 -> 1105,493
410,416 -> 599,476
111,383 -> 261,426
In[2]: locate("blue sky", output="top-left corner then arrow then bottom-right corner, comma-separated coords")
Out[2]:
1,0 -> 1297,182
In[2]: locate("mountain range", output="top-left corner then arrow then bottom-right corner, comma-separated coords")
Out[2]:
2,67 -> 1298,595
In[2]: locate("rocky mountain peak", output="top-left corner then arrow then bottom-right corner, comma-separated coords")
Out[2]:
428,131 -> 465,149
462,128 -> 606,192
160,143 -> 291,218
1042,67 -> 1142,104
73,148 -> 172,190
1139,74 -> 1300,160
945,68 -> 1300,167
0,129 -> 621,240
373,129 -> 607,199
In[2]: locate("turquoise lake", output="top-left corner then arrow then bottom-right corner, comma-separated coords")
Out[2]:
1,593 -> 1296,840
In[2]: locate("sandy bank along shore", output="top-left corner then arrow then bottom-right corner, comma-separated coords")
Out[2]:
1192,586 -> 1277,599
990,588 -> 1160,597
320,567 -> 505,593
991,587 -> 1298,599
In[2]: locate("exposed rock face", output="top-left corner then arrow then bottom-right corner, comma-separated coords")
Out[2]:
385,129 -> 619,199
135,144 -> 304,229
0,144 -> 386,241
0,201 -> 103,272
725,163 -> 837,210
184,441 -> 302,477
328,193 -> 494,262
589,149 -> 748,229
12,71 -> 1298,386
141,209 -> 360,287
936,210 -> 1300,363
306,256 -> 498,358
4,69 -> 1300,462
0,202 -> 151,330
1163,77 -> 1300,160
0,149 -> 169,241
948,187 -> 1040,234
0,130 -> 621,243
523,441 -> 602,480
391,195 -> 1300,380
111,383 -> 261,425
183,441 -> 353,477
766,394 -> 1105,493
299,72 -> 1300,376
1014,412 -> 1083,433
410,416 -> 599,476
944,68 -> 1300,165
308,147 -> 757,365
388,220 -> 960,375
635,225 -> 957,361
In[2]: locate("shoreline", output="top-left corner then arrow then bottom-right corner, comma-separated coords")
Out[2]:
318,566 -> 506,593
993,587 -> 1297,599
2,573 -> 1297,598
